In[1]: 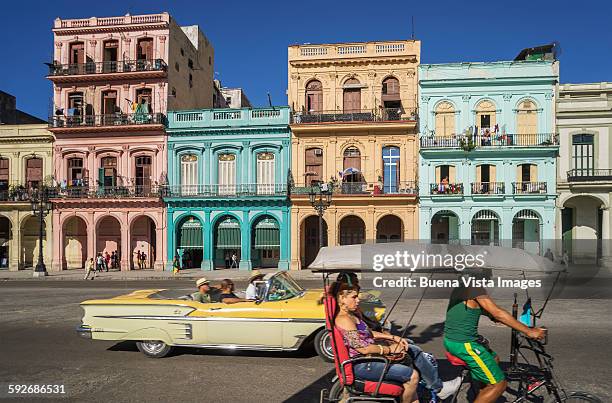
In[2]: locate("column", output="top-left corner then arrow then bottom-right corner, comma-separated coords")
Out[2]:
602,207 -> 612,267
120,213 -> 130,271
239,210 -> 252,270
8,214 -> 18,271
45,214 -> 53,268
365,209 -> 375,243
166,208 -> 175,271
87,151 -> 96,185
460,207 -> 471,245
51,211 -> 63,271
278,207 -> 290,271
327,208 -> 338,247
154,225 -> 164,271
202,210 -> 213,270
501,207 -> 514,249
290,208 -> 300,270
419,207 -> 431,241
87,212 -> 96,264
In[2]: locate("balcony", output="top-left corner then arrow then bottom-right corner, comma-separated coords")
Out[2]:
292,108 -> 417,124
47,59 -> 167,83
567,169 -> 612,183
0,185 -> 38,202
48,113 -> 166,133
290,181 -> 418,196
471,182 -> 505,195
168,107 -> 290,129
163,184 -> 288,198
420,133 -> 558,149
512,182 -> 547,194
289,41 -> 418,64
48,185 -> 162,199
430,183 -> 464,195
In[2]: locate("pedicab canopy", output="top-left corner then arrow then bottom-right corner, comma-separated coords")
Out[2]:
307,242 -> 565,273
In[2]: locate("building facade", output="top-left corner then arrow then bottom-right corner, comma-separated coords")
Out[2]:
556,82 -> 612,264
47,13 -> 215,271
165,107 -> 291,271
288,40 -> 420,270
418,61 -> 559,253
0,124 -> 54,271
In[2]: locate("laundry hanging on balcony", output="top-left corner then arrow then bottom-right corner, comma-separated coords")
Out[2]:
216,217 -> 241,249
254,218 -> 280,249
179,219 -> 203,248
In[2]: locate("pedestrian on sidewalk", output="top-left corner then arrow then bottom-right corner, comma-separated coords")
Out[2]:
104,251 -> 111,272
84,257 -> 96,280
230,253 -> 238,269
172,254 -> 181,275
96,253 -> 104,272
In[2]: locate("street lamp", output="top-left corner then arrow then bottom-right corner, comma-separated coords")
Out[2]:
308,182 -> 333,251
31,186 -> 52,278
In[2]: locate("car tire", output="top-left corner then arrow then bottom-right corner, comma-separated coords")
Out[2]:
136,340 -> 173,358
314,329 -> 334,362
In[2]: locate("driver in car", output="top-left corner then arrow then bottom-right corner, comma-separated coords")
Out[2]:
219,279 -> 246,304
444,283 -> 547,403
191,277 -> 221,303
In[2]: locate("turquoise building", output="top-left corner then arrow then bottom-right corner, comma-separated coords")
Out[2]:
165,107 -> 291,270
418,60 -> 559,254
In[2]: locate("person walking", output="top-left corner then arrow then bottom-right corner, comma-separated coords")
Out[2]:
230,252 -> 238,269
104,252 -> 111,272
83,257 -> 96,280
141,251 -> 147,269
96,253 -> 104,273
135,250 -> 142,269
172,254 -> 181,275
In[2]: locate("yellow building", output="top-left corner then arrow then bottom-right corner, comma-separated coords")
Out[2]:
288,40 -> 420,270
0,124 -> 54,271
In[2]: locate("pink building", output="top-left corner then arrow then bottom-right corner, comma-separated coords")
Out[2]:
48,13 -> 214,271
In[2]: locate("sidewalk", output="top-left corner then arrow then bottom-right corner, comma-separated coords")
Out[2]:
0,268 -> 325,282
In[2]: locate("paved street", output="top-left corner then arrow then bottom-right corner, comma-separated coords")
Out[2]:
0,279 -> 610,403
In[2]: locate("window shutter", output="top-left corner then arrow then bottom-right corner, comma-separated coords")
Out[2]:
435,166 -> 441,183
449,166 -> 456,183
490,165 -> 496,182
476,165 -> 481,183
530,164 -> 537,182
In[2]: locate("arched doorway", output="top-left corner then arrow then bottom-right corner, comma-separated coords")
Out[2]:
339,215 -> 365,245
251,215 -> 280,268
63,216 -> 87,269
341,146 -> 363,193
512,210 -> 541,255
562,196 -> 603,264
131,216 -> 156,270
214,216 -> 241,269
0,216 -> 12,269
301,215 -> 328,269
21,216 -> 46,269
431,210 -> 459,244
176,215 -> 203,269
377,215 -> 403,243
96,216 -> 121,263
471,210 -> 499,246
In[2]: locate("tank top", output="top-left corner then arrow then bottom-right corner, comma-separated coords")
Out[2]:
444,290 -> 483,342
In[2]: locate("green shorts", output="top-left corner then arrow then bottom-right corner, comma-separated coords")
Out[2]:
444,338 -> 505,384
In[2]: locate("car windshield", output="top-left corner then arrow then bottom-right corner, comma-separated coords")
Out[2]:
267,272 -> 304,301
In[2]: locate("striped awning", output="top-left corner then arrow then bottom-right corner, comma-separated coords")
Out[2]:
254,218 -> 280,249
514,209 -> 540,220
473,210 -> 499,221
216,217 -> 241,248
179,218 -> 202,248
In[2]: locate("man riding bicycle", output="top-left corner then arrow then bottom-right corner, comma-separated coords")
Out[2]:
444,285 -> 547,403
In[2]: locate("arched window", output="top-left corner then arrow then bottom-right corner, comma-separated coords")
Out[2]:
476,100 -> 497,129
25,158 -> 43,189
304,147 -> 323,186
343,78 -> 361,113
137,38 -> 153,61
256,152 -> 275,194
180,154 -> 198,195
342,147 -> 362,183
516,100 -> 538,144
435,101 -> 455,136
305,80 -> 322,113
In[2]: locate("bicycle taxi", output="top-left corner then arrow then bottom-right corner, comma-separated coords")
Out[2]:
310,242 -> 601,403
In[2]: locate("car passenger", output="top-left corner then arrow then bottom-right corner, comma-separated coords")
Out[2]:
245,270 -> 265,300
191,277 -> 221,303
219,279 -> 246,304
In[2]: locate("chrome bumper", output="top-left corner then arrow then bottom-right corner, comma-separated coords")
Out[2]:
76,325 -> 92,339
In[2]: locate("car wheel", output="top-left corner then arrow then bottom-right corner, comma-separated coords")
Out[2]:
314,329 -> 334,362
136,340 -> 173,358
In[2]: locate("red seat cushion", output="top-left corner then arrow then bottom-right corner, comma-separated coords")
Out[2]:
445,351 -> 467,367
324,294 -> 403,398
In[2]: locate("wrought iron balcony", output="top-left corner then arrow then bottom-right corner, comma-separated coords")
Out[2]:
512,182 -> 547,194
48,113 -> 166,129
290,181 -> 417,196
163,184 -> 288,198
47,185 -> 162,199
430,183 -> 464,195
47,59 -> 167,77
420,133 -> 558,148
0,185 -> 39,202
471,182 -> 505,195
292,108 -> 417,124
567,169 -> 612,182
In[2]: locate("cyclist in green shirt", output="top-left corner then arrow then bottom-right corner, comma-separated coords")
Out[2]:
444,286 -> 546,403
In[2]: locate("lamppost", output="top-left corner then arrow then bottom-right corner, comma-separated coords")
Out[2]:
308,183 -> 333,251
31,186 -> 52,278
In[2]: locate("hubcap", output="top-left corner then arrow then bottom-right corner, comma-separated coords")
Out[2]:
142,340 -> 165,354
321,332 -> 333,359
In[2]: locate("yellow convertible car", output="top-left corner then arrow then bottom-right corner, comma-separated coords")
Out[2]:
76,272 -> 385,361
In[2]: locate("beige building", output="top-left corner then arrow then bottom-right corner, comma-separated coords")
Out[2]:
288,40 -> 420,270
0,124 -> 54,271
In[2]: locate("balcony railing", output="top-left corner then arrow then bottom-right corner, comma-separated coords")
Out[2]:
420,133 -> 558,148
163,184 -> 288,198
430,183 -> 464,195
567,169 -> 612,182
48,185 -> 162,199
292,108 -> 417,124
47,59 -> 167,76
471,182 -> 505,195
49,113 -> 166,128
290,181 -> 418,196
512,182 -> 547,194
0,185 -> 39,202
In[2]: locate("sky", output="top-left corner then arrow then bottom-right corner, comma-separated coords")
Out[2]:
1,0 -> 610,118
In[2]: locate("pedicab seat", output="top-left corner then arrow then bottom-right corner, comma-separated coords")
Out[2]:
445,351 -> 467,367
324,294 -> 404,398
